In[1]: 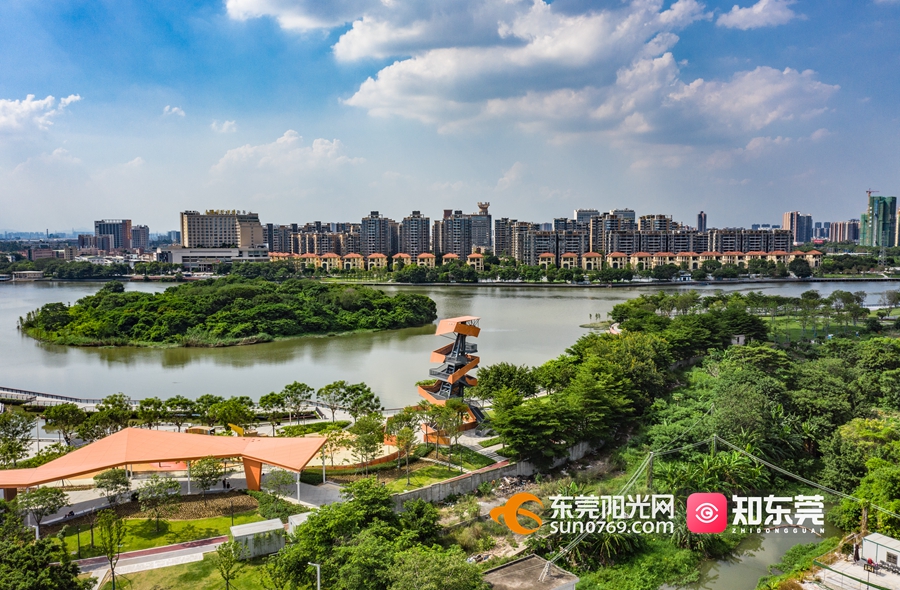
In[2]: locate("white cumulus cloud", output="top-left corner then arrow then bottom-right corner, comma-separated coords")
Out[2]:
211,120 -> 237,133
717,0 -> 800,30
0,94 -> 81,131
212,130 -> 363,174
163,105 -> 185,117
495,162 -> 524,191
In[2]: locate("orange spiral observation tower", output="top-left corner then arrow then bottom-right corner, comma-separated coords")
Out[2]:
417,316 -> 486,443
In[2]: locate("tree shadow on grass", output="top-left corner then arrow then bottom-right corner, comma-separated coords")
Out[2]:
131,518 -> 171,543
164,524 -> 219,546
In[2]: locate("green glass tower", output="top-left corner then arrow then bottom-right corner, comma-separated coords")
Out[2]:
861,195 -> 897,248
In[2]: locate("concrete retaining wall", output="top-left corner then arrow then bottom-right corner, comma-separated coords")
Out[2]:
392,441 -> 594,510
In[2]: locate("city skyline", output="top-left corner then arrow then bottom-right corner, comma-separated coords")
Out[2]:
1,1 -> 898,231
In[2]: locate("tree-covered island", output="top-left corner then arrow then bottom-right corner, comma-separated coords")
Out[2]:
19,277 -> 438,347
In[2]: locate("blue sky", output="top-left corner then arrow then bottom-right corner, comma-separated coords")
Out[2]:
1,0 -> 898,233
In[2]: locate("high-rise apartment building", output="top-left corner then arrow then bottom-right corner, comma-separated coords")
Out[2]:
265,223 -> 298,253
638,215 -> 674,232
522,228 -> 589,266
180,210 -> 265,248
94,219 -> 132,250
609,209 -> 636,223
360,211 -> 393,257
400,211 -> 431,258
433,210 -> 473,257
697,211 -> 707,232
589,212 -> 637,253
167,230 -> 182,244
574,209 -> 600,225
470,203 -> 492,251
831,220 -> 860,243
131,225 -> 150,250
782,211 -> 813,245
859,194 -> 897,248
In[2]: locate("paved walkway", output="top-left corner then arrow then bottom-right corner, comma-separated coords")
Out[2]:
83,537 -> 226,590
75,535 -> 228,573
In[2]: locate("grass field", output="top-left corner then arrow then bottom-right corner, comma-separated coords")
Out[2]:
65,511 -> 263,559
384,464 -> 462,493
100,553 -> 267,590
428,445 -> 498,470
478,436 -> 503,448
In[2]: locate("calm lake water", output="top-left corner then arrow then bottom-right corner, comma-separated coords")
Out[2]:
0,280 -> 893,408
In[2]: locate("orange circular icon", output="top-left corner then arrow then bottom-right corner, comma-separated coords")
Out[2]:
489,492 -> 543,535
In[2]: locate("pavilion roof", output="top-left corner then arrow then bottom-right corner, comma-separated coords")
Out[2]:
0,428 -> 325,488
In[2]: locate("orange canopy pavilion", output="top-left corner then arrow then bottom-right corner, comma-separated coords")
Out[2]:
0,427 -> 326,501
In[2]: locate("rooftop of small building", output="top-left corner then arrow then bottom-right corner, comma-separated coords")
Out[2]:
482,555 -> 578,590
231,518 -> 284,537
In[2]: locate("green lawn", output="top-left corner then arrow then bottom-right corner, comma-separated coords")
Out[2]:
65,511 -> 263,559
100,553 -> 267,590
385,465 -> 462,493
478,436 -> 503,448
441,445 -> 498,470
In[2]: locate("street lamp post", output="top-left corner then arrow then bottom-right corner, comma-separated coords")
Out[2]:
308,562 -> 321,590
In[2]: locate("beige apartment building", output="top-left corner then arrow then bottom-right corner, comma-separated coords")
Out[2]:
180,210 -> 265,248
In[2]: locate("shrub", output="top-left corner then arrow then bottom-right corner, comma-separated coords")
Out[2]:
246,490 -> 306,523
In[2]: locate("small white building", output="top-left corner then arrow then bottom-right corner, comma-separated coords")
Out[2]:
230,518 -> 285,559
863,533 -> 900,567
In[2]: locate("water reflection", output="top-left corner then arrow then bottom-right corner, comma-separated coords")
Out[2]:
0,280 -> 893,408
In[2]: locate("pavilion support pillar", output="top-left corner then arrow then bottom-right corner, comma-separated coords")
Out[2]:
243,458 -> 262,491
2,488 -> 16,502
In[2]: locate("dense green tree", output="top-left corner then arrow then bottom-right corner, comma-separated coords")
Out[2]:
492,397 -> 576,467
0,500 -> 91,590
194,394 -> 224,426
788,258 -> 813,278
137,474 -> 181,532
345,383 -> 382,423
17,487 -> 68,538
190,456 -> 222,502
259,392 -> 285,435
0,411 -> 36,467
389,545 -> 489,590
42,403 -> 86,445
281,381 -> 313,424
208,397 -> 254,430
398,498 -> 442,546
165,395 -> 195,432
318,380 -> 350,422
474,362 -> 537,400
96,393 -> 133,432
94,468 -> 131,505
349,414 -> 385,475
22,277 -> 437,346
562,358 -> 635,443
137,396 -> 167,429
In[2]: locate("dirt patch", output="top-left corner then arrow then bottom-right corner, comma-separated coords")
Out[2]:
43,491 -> 257,536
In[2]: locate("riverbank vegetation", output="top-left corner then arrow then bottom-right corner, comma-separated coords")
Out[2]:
19,276 -> 437,347
453,292 -> 900,589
